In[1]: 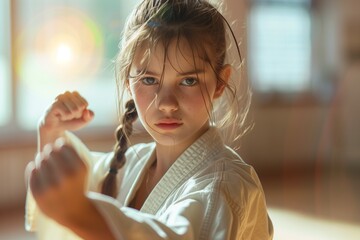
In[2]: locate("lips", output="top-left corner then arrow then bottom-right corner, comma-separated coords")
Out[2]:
155,119 -> 183,130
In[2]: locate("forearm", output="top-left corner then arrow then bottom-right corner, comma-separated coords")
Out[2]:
63,197 -> 115,240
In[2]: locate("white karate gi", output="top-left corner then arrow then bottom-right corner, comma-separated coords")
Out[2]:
25,127 -> 273,239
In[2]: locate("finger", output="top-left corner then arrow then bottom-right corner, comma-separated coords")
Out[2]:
55,141 -> 87,176
45,98 -> 71,118
82,109 -> 94,122
47,144 -> 77,178
72,91 -> 88,107
63,92 -> 90,120
47,140 -> 86,180
41,143 -> 72,180
61,99 -> 77,114
55,92 -> 78,114
37,144 -> 52,168
29,167 -> 44,197
39,158 -> 60,188
60,116 -> 93,131
55,91 -> 73,107
42,143 -> 53,158
25,161 -> 35,186
53,140 -> 86,172
46,92 -> 93,126
62,92 -> 80,114
47,98 -> 72,122
67,91 -> 88,111
30,163 -> 58,217
38,146 -> 58,190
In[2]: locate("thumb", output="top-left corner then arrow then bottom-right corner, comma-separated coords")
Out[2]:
60,109 -> 94,131
82,109 -> 94,122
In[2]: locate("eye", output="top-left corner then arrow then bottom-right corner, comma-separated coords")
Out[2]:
180,77 -> 198,86
141,77 -> 158,85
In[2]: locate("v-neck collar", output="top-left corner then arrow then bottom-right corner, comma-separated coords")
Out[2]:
123,146 -> 157,207
137,127 -> 224,214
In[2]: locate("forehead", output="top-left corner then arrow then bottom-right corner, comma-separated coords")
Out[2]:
132,37 -> 212,72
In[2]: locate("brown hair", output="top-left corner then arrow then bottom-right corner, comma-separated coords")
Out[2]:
101,100 -> 137,197
101,0 -> 251,198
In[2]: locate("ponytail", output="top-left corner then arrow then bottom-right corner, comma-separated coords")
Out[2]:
101,99 -> 138,198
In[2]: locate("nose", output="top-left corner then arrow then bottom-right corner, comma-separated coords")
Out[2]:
156,87 -> 179,112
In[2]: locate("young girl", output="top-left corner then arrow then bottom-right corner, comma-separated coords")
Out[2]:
26,0 -> 273,239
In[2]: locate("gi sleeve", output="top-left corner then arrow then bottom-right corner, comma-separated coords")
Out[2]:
86,167 -> 273,240
87,192 -> 205,240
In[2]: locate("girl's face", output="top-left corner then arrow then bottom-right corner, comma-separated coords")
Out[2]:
128,39 -> 228,147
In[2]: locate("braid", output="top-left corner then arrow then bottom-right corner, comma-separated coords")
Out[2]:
101,99 -> 138,197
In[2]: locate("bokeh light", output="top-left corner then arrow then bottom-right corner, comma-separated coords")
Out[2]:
14,5 -> 117,129
16,6 -> 104,89
56,43 -> 73,64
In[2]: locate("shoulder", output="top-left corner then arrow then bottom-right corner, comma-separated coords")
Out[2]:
192,146 -> 265,211
210,149 -> 273,238
219,148 -> 264,199
218,146 -> 262,189
200,159 -> 272,239
217,158 -> 264,210
173,152 -> 270,238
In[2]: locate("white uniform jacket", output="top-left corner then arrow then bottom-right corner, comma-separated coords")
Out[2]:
25,127 -> 274,239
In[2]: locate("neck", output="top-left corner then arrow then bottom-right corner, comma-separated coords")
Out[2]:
154,123 -> 210,175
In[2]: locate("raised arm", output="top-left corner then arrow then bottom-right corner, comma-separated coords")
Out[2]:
25,91 -> 95,232
37,91 -> 94,153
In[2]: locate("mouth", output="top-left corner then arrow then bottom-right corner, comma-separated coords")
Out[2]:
155,119 -> 183,130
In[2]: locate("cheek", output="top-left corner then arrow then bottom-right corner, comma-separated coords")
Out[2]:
131,86 -> 156,116
182,91 -> 211,114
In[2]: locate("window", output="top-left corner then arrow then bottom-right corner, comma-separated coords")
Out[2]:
1,0 -> 138,135
248,0 -> 312,93
0,0 -> 11,127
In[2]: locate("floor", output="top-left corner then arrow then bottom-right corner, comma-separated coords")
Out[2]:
1,167 -> 359,240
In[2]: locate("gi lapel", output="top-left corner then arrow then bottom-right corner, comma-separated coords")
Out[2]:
140,127 -> 224,215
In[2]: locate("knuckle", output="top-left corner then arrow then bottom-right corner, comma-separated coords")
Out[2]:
40,159 -> 49,169
72,91 -> 79,96
58,143 -> 68,152
48,149 -> 58,159
73,105 -> 81,112
61,144 -> 74,154
56,92 -> 67,100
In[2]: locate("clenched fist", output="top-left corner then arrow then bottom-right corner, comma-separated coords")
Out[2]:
38,91 -> 94,152
29,139 -> 89,227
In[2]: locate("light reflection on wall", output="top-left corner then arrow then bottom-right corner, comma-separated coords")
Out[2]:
17,7 -> 103,87
0,0 -> 11,127
15,6 -> 117,129
0,56 -> 11,126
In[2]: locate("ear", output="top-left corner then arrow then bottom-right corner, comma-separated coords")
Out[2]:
213,64 -> 231,99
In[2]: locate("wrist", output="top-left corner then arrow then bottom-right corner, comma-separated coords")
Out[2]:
37,125 -> 65,152
63,197 -> 115,240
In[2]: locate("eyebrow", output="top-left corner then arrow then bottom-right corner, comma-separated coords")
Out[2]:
136,69 -> 205,77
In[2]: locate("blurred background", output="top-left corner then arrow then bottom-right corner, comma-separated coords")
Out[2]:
0,0 -> 359,239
